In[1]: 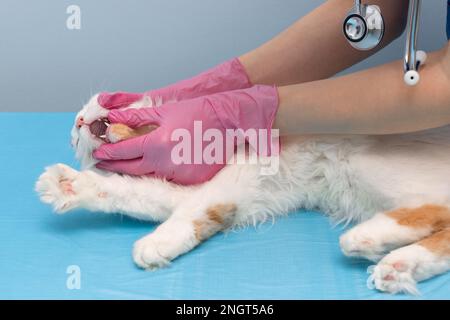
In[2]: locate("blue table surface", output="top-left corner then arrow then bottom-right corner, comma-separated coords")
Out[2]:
0,112 -> 449,300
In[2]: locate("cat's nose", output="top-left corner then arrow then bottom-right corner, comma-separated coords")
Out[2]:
76,117 -> 85,129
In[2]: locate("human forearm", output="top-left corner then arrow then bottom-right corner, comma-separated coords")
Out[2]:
239,0 -> 409,86
274,46 -> 450,135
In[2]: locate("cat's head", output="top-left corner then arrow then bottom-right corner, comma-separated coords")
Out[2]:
71,94 -> 109,170
71,93 -> 154,170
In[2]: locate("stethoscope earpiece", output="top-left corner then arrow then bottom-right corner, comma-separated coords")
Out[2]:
343,0 -> 426,86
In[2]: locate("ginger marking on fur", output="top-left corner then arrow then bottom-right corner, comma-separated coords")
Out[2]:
418,228 -> 450,256
194,204 -> 237,241
387,205 -> 450,232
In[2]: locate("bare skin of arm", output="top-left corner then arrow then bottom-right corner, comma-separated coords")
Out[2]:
275,44 -> 450,135
238,0 -> 450,135
239,0 -> 409,86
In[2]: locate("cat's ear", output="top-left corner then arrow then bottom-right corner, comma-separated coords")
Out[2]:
97,92 -> 144,110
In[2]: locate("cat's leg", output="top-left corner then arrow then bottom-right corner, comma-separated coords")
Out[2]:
36,163 -> 185,221
340,205 -> 450,261
132,202 -> 237,270
368,228 -> 450,295
130,154 -> 274,270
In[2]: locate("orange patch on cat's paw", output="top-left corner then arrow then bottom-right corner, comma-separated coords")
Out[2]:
193,204 -> 237,241
418,228 -> 450,257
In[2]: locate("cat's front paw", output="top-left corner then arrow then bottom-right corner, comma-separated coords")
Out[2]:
35,164 -> 84,213
133,236 -> 171,270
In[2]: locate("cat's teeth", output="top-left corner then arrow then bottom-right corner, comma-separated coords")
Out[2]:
104,122 -> 110,127
100,135 -> 106,139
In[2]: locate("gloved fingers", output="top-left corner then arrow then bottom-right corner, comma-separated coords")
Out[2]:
108,107 -> 163,128
98,92 -> 144,110
93,134 -> 148,161
95,158 -> 154,176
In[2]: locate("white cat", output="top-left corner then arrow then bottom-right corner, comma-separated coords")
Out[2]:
36,94 -> 450,295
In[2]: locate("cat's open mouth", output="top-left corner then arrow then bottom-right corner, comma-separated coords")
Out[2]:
86,117 -> 156,145
88,118 -> 110,142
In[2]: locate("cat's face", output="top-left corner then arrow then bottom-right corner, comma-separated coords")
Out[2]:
71,94 -> 108,169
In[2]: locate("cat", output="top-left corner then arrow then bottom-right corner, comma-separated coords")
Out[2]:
36,93 -> 450,295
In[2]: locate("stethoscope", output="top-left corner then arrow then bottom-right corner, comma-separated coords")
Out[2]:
343,0 -> 427,86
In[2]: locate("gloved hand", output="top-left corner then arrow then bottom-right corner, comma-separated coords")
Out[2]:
93,85 -> 279,185
97,58 -> 252,110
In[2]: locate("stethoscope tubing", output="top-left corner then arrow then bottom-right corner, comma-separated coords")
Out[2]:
404,0 -> 421,73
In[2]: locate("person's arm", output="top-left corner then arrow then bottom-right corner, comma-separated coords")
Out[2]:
240,0 -> 409,86
274,44 -> 450,135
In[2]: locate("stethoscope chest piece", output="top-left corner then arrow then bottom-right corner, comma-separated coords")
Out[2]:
343,0 -> 426,86
343,3 -> 384,50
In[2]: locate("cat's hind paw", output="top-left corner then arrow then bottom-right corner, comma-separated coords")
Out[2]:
365,244 -> 434,295
35,163 -> 83,213
340,229 -> 387,262
367,261 -> 420,295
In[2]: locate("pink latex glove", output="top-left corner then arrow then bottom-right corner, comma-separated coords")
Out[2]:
93,85 -> 279,185
97,58 -> 252,109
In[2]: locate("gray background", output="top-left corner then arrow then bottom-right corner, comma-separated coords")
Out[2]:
0,0 -> 448,112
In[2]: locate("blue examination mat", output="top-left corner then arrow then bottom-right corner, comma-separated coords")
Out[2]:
0,112 -> 449,300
